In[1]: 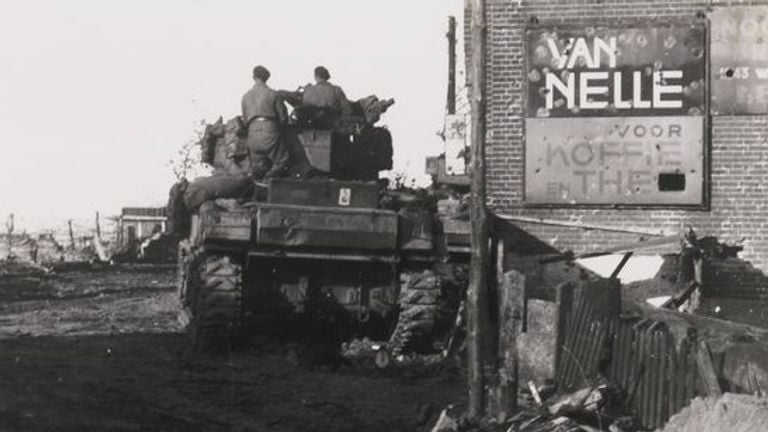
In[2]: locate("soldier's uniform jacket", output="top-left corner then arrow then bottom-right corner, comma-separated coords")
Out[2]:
241,81 -> 288,124
240,80 -> 290,179
302,81 -> 353,115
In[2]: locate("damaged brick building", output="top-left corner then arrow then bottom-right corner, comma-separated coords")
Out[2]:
455,3 -> 768,428
471,0 -> 768,269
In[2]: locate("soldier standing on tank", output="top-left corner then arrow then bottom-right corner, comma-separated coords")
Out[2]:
241,65 -> 290,180
302,66 -> 353,118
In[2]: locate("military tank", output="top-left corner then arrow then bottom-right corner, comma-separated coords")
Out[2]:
172,92 -> 470,359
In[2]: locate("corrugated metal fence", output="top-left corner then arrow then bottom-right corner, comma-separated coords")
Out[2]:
556,293 -> 699,430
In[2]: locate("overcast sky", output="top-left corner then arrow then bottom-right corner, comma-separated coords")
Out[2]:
0,0 -> 462,232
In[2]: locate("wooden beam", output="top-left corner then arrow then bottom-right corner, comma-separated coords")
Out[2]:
467,0 -> 488,420
495,214 -> 670,237
554,282 -> 575,382
539,234 -> 681,265
695,340 -> 722,397
660,281 -> 700,310
609,252 -> 633,280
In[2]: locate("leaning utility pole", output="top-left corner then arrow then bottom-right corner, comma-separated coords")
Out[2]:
467,0 -> 489,420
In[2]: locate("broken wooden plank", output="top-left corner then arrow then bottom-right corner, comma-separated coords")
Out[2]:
695,340 -> 722,397
494,214 -> 671,237
609,252 -> 633,280
668,332 -> 678,422
655,331 -> 667,428
554,281 -> 575,382
661,281 -> 700,310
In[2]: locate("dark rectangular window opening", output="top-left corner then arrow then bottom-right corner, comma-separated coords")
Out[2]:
658,173 -> 686,192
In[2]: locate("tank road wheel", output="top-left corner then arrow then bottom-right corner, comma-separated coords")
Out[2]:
388,269 -> 442,356
189,254 -> 243,352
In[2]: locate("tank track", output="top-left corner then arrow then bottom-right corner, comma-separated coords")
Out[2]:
187,253 -> 243,352
388,269 -> 442,356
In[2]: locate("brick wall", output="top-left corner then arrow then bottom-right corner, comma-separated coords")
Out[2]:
476,0 -> 768,270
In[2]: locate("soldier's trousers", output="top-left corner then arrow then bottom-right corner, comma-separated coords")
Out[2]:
245,121 -> 290,179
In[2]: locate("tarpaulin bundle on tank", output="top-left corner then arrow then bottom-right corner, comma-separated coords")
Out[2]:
182,174 -> 253,210
200,117 -> 224,165
166,174 -> 253,237
166,178 -> 190,236
199,116 -> 251,177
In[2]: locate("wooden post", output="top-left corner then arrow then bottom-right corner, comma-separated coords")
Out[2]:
68,219 -> 75,250
117,216 -> 123,246
95,211 -> 102,240
5,213 -> 14,259
555,282 -> 575,380
696,340 -> 722,397
446,16 -> 457,115
496,270 -> 523,420
467,0 -> 488,420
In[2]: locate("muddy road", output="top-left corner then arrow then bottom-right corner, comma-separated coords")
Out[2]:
0,264 -> 463,432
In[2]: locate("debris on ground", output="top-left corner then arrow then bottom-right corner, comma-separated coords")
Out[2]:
546,385 -> 606,416
434,380 -> 639,432
657,393 -> 768,432
426,231 -> 768,432
0,259 -> 49,277
430,407 -> 459,432
341,337 -> 452,370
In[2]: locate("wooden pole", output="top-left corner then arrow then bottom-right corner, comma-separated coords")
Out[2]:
95,211 -> 102,240
446,16 -> 457,115
5,213 -> 14,259
467,0 -> 488,419
68,219 -> 75,250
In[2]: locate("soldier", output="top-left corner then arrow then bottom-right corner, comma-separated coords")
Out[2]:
241,65 -> 290,179
302,66 -> 353,117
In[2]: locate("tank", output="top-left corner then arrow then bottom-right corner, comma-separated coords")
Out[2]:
172,94 -> 470,360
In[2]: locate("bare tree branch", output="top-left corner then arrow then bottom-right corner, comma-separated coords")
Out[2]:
168,119 -> 210,181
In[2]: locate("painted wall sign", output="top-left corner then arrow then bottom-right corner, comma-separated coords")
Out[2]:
525,116 -> 703,205
525,22 -> 707,206
711,7 -> 768,115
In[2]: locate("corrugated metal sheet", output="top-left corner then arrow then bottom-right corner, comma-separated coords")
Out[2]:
556,297 -> 699,430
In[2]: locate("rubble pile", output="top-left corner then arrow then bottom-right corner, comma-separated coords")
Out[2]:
0,233 -> 73,264
427,230 -> 768,432
0,259 -> 49,277
341,337 -> 450,370
433,383 -> 639,432
505,385 -> 636,432
657,393 -> 768,432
